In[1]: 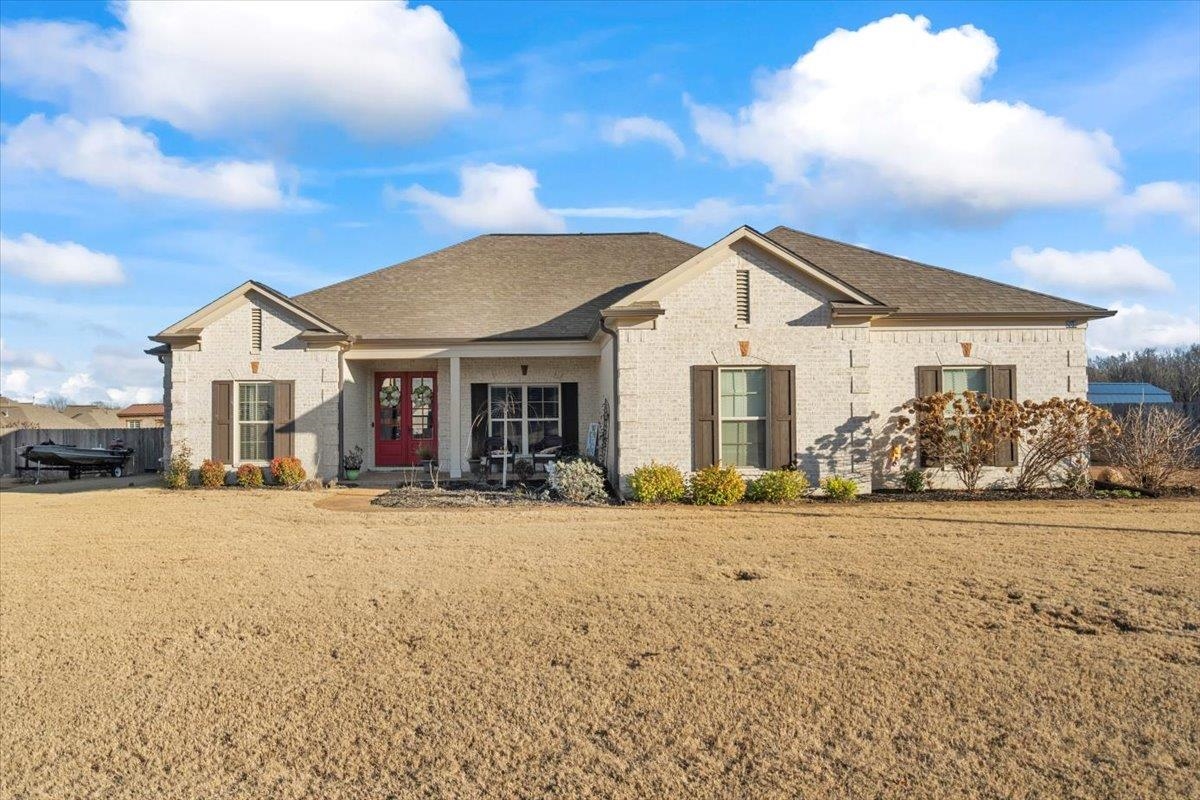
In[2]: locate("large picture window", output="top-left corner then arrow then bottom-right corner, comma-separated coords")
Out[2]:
489,384 -> 560,454
237,382 -> 274,462
719,368 -> 766,468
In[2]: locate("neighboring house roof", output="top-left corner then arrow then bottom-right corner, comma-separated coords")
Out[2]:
0,399 -> 88,429
1087,382 -> 1174,404
764,226 -> 1114,319
65,405 -> 124,428
118,403 -> 165,418
293,233 -> 702,340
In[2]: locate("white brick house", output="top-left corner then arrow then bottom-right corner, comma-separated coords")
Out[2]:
149,226 -> 1113,493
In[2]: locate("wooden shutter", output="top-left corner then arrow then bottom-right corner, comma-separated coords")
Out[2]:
470,383 -> 488,457
273,381 -> 294,458
561,382 -> 579,452
767,365 -> 795,469
212,381 -> 232,463
990,365 -> 1017,466
915,367 -> 941,467
691,366 -> 718,469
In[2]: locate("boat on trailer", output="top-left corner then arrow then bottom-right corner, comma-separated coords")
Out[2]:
20,440 -> 135,482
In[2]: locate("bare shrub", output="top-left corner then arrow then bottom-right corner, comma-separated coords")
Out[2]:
1109,406 -> 1200,493
898,392 -> 1022,492
1014,398 -> 1118,491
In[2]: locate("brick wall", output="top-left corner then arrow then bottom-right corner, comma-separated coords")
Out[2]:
165,296 -> 340,479
616,242 -> 1092,493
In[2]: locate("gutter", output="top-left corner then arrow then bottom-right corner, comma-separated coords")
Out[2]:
598,316 -> 624,504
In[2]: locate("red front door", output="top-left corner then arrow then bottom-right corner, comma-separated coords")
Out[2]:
375,372 -> 437,466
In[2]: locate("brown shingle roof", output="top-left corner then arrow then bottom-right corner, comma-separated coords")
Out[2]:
293,233 -> 701,340
117,403 -> 165,418
765,226 -> 1111,317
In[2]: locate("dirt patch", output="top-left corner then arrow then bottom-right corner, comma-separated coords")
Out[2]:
370,485 -> 555,508
2,490 -> 1199,799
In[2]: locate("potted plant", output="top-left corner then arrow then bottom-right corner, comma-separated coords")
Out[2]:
343,445 -> 364,480
417,444 -> 436,466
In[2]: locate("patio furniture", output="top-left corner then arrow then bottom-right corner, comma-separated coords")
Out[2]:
482,436 -> 517,478
530,434 -> 565,473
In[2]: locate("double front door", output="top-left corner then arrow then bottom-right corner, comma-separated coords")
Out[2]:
375,372 -> 437,466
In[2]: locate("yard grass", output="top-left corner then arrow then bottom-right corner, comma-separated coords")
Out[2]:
1,488 -> 1198,799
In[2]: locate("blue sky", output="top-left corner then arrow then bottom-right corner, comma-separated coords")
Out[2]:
0,0 -> 1197,405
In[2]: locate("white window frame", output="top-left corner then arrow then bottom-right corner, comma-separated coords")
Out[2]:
127,419 -> 141,429
717,367 -> 768,469
487,383 -> 561,455
236,381 -> 274,464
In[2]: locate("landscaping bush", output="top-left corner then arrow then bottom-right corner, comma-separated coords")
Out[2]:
1014,398 -> 1118,491
629,461 -> 686,503
270,456 -> 306,487
898,391 -> 1022,492
745,468 -> 808,503
199,459 -> 226,488
236,463 -> 264,488
689,464 -> 746,506
822,475 -> 859,502
900,467 -> 926,493
1109,406 -> 1200,493
549,458 -> 608,502
163,442 -> 193,490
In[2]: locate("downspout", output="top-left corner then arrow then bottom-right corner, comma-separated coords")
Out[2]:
337,346 -> 345,481
598,317 -> 624,503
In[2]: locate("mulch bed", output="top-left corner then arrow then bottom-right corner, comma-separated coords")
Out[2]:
861,486 -> 1197,502
370,486 -> 614,509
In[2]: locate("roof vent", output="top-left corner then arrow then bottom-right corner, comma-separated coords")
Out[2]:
736,270 -> 750,324
251,306 -> 262,352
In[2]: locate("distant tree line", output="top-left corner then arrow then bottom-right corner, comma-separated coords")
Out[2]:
1088,344 -> 1200,402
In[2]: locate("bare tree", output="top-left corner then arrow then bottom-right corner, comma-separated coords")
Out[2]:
1088,344 -> 1200,402
1108,406 -> 1200,493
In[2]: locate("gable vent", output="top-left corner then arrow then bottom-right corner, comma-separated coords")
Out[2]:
251,306 -> 263,352
735,270 -> 750,324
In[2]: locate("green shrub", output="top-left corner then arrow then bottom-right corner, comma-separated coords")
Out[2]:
629,461 -> 686,503
199,459 -> 226,488
236,463 -> 264,488
549,458 -> 608,503
164,442 -> 192,490
821,475 -> 858,502
689,464 -> 746,506
270,456 -> 306,486
900,467 -> 926,493
745,469 -> 808,502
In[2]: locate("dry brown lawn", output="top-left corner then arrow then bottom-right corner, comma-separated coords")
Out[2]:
1,487 -> 1198,799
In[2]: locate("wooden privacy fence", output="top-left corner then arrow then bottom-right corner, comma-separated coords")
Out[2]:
0,427 -> 164,476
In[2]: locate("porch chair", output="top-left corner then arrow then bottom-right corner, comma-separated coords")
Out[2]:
482,435 -> 517,479
530,434 -> 565,473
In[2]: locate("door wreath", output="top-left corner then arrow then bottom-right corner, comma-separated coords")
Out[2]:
378,384 -> 401,408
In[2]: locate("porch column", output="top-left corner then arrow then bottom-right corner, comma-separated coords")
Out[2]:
449,356 -> 462,478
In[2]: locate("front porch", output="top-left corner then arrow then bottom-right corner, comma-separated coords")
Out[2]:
341,345 -> 607,479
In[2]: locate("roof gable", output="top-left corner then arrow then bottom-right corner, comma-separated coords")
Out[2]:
612,226 -> 880,309
153,281 -> 344,343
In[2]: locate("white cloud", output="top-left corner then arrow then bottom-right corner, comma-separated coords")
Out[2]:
689,14 -> 1122,216
1010,245 -> 1174,293
550,198 -> 775,226
0,1 -> 469,140
1,368 -> 31,396
393,164 -> 567,232
2,115 -> 288,210
1088,303 -> 1200,356
1108,181 -> 1200,231
604,116 -> 686,158
0,232 -> 125,285
0,338 -> 64,371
